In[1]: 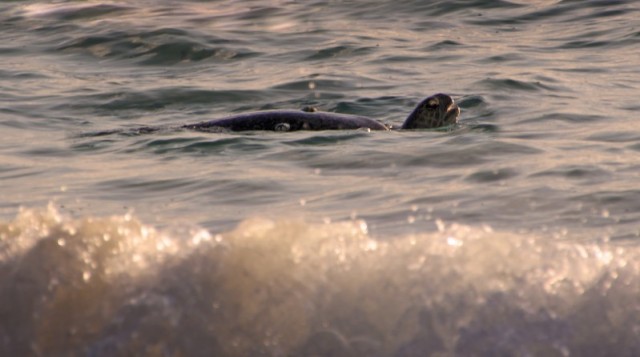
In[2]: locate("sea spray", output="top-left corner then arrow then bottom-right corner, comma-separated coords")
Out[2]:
2,206 -> 639,355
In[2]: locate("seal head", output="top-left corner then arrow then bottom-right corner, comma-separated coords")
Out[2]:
400,93 -> 460,129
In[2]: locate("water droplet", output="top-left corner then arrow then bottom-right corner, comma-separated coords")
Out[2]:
446,236 -> 463,247
363,240 -> 378,251
358,220 -> 368,234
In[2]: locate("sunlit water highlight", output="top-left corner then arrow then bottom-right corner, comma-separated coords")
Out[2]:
3,206 -> 640,356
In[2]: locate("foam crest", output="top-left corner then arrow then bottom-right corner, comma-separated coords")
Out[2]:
1,207 -> 639,356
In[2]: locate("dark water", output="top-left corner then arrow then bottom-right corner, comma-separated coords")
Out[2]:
1,1 -> 640,355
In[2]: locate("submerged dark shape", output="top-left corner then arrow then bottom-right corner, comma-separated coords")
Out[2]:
183,93 -> 460,132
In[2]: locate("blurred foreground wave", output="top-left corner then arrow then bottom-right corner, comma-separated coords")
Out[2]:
2,205 -> 639,356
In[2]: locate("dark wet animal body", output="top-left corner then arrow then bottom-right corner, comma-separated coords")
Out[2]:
183,110 -> 388,131
87,93 -> 459,137
184,93 -> 459,132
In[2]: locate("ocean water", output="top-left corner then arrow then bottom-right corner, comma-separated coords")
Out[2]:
1,1 -> 640,355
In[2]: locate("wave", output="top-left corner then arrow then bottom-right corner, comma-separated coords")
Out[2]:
2,205 -> 639,355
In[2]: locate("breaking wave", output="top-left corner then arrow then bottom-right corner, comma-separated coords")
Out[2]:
2,205 -> 639,356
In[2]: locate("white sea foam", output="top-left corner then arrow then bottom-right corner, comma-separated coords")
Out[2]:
1,206 -> 639,356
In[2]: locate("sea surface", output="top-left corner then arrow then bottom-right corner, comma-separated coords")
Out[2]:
1,1 -> 640,355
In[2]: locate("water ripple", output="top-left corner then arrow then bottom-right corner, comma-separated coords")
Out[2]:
56,28 -> 258,65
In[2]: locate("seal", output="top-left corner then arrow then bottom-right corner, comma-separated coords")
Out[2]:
182,93 -> 459,132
